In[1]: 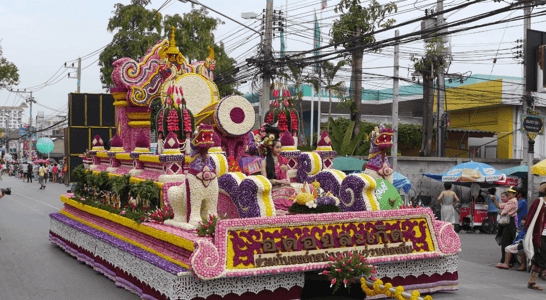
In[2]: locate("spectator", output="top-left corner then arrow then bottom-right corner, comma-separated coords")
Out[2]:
52,164 -> 58,183
26,162 -> 33,183
499,215 -> 527,270
493,188 -> 518,269
438,182 -> 460,225
517,187 -> 528,228
38,163 -> 46,190
48,164 -> 53,182
21,161 -> 28,182
524,182 -> 546,291
486,187 -> 499,234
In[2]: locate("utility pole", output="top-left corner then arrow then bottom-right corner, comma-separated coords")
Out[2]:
392,30 -> 400,171
436,0 -> 446,157
66,58 -> 81,93
523,3 -> 532,200
10,89 -> 36,160
262,0 -> 274,124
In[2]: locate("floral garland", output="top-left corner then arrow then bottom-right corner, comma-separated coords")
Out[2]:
265,111 -> 274,124
183,108 -> 192,133
361,278 -> 433,300
158,109 -> 164,133
290,109 -> 298,134
277,111 -> 289,132
167,109 -> 180,132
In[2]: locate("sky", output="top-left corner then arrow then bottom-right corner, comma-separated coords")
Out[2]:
1,0 -> 545,125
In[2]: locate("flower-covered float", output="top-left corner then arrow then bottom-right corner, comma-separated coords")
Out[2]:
49,28 -> 460,300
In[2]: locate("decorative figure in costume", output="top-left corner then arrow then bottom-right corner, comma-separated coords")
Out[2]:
259,134 -> 296,212
363,124 -> 395,183
191,46 -> 216,82
165,124 -> 218,230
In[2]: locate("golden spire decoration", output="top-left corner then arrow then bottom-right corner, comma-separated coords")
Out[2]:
165,26 -> 180,56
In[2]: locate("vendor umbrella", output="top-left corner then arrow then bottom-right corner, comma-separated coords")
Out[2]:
442,161 -> 504,183
500,165 -> 528,178
532,159 -> 546,175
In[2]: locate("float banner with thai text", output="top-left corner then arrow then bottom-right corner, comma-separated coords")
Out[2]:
226,214 -> 437,269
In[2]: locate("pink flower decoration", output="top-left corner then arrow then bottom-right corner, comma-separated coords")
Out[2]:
120,211 -> 126,215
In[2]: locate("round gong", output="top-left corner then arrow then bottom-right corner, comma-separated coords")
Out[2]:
214,95 -> 256,136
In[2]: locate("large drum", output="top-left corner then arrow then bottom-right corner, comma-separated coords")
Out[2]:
195,95 -> 255,137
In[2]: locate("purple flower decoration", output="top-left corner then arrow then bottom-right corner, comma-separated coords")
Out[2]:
339,175 -> 368,212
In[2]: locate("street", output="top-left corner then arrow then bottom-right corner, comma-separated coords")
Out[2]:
0,175 -> 545,300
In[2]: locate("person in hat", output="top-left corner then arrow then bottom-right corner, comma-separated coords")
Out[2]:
524,182 -> 546,291
492,186 -> 518,269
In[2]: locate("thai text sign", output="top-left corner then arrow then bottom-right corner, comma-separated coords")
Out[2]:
226,216 -> 436,269
521,114 -> 544,135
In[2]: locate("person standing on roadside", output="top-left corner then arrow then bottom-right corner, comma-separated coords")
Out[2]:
38,163 -> 46,190
21,161 -> 28,182
524,182 -> 546,291
52,164 -> 58,183
26,162 -> 33,183
486,187 -> 499,234
517,187 -> 528,228
493,188 -> 518,268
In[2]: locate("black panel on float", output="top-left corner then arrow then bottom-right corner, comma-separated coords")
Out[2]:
69,128 -> 89,154
91,128 -> 111,150
70,94 -> 86,126
69,156 -> 83,183
102,94 -> 116,126
87,94 -> 101,127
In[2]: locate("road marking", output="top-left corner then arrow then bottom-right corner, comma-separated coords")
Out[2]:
11,191 -> 61,210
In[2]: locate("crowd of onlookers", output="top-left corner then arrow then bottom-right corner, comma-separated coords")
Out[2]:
486,185 -> 546,291
0,160 -> 67,188
438,182 -> 546,291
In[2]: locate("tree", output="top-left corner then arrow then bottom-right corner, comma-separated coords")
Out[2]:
163,8 -> 237,96
99,0 -> 162,88
99,3 -> 237,95
410,37 -> 450,157
0,40 -> 20,89
331,0 -> 396,136
320,60 -> 346,131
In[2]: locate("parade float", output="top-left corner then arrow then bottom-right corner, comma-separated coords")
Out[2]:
49,28 -> 459,300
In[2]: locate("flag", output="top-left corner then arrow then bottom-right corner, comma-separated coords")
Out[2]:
280,25 -> 285,59
322,0 -> 327,10
349,74 -> 353,97
314,13 -> 320,73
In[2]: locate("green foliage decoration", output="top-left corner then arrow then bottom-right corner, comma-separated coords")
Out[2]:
196,214 -> 221,238
329,117 -> 367,156
326,117 -> 422,156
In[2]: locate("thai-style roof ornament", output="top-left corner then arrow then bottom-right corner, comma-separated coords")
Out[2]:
162,131 -> 181,155
91,134 -> 105,151
133,131 -> 151,153
109,134 -> 124,152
